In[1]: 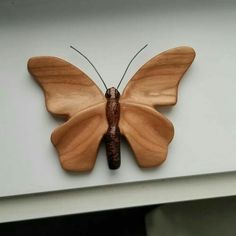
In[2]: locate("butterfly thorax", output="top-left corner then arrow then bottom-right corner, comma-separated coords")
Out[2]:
105,87 -> 120,126
104,87 -> 121,169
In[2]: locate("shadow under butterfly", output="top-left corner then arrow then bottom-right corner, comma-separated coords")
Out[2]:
27,45 -> 195,171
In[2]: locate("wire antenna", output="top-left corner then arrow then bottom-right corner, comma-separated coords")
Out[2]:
117,44 -> 148,89
70,45 -> 108,90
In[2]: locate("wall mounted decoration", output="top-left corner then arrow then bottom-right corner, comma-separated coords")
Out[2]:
27,46 -> 195,172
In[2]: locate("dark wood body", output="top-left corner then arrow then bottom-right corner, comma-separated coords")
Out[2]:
104,87 -> 121,169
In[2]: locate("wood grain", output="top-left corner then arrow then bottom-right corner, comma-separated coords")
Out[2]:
119,102 -> 174,167
119,46 -> 195,167
51,103 -> 107,171
105,87 -> 121,169
28,46 -> 195,171
28,56 -> 107,171
28,56 -> 105,119
121,46 -> 195,107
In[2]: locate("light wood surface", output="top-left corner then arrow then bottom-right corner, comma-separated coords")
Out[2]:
28,57 -> 105,119
119,46 -> 195,167
51,103 -> 107,171
28,46 -> 195,171
121,46 -> 196,107
119,102 -> 174,167
28,57 -> 107,171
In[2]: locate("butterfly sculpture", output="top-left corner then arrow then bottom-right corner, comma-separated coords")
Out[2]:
27,46 -> 195,171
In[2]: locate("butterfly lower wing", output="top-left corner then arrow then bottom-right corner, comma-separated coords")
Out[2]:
28,56 -> 105,119
51,103 -> 107,171
121,46 -> 195,107
119,102 -> 174,167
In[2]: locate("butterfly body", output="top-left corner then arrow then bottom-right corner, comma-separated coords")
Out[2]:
28,46 -> 195,172
105,87 -> 121,169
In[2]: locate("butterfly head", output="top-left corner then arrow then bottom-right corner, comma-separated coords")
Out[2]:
105,87 -> 120,100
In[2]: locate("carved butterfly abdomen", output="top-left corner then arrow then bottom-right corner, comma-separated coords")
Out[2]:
27,46 -> 195,171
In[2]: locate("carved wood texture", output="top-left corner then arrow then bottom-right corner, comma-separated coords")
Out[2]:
28,46 -> 195,171
105,87 -> 121,169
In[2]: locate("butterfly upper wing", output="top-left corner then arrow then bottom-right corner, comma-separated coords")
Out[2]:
28,56 -> 106,119
28,56 -> 107,171
119,47 -> 195,167
120,47 -> 195,107
51,103 -> 107,171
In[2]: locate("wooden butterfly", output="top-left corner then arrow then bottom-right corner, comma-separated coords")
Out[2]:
27,46 -> 195,171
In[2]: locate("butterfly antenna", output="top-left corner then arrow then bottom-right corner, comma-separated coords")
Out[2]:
116,44 -> 148,90
70,45 -> 108,90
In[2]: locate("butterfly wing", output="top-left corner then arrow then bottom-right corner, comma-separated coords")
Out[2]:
120,46 -> 195,107
28,56 -> 106,119
120,46 -> 195,167
28,57 -> 107,171
51,103 -> 107,171
120,103 -> 173,167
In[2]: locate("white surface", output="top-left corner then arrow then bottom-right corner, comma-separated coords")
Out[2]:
0,0 -> 236,197
1,171 -> 236,223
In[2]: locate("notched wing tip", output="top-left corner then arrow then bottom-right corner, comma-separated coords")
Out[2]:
181,46 -> 196,58
174,46 -> 196,58
27,57 -> 34,73
27,57 -> 46,73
